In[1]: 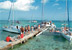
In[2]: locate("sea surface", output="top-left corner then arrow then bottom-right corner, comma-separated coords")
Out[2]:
0,20 -> 72,50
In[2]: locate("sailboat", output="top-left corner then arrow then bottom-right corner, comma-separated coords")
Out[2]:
2,2 -> 21,34
61,0 -> 72,42
31,20 -> 37,23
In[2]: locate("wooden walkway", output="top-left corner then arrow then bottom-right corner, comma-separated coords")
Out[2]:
0,27 -> 48,50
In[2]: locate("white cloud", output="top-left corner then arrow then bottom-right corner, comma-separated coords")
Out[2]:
0,1 -> 12,9
0,0 -> 38,11
41,0 -> 48,4
53,3 -> 59,6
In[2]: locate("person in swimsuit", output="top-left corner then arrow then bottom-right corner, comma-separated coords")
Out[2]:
27,25 -> 30,34
24,26 -> 28,34
20,26 -> 24,34
25,26 -> 28,32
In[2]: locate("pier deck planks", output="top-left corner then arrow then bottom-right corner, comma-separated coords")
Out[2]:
0,27 -> 47,50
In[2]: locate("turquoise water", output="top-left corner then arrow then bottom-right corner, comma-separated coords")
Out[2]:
10,32 -> 70,50
0,20 -> 72,50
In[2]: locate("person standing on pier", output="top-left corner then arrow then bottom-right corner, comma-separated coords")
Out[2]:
25,26 -> 28,34
41,22 -> 45,28
31,26 -> 34,32
34,24 -> 37,31
27,25 -> 30,34
20,26 -> 24,34
38,24 -> 40,31
51,23 -> 56,32
50,21 -> 52,25
17,26 -> 24,39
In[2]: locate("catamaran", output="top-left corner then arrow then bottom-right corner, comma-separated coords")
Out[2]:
61,24 -> 72,42
2,2 -> 21,34
61,0 -> 72,42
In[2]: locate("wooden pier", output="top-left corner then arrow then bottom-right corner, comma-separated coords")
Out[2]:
0,27 -> 48,50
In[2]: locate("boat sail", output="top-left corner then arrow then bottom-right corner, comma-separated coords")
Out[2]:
2,1 -> 21,34
61,0 -> 72,42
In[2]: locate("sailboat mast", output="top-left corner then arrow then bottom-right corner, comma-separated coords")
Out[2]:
66,0 -> 70,28
65,0 -> 67,27
8,4 -> 12,22
42,0 -> 44,22
12,1 -> 14,25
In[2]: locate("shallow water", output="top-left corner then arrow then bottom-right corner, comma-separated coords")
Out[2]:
0,20 -> 72,50
9,31 -> 70,50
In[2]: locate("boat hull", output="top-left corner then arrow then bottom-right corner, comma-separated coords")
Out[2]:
61,32 -> 70,41
2,27 -> 20,34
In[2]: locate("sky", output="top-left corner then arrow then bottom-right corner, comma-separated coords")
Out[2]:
0,0 -> 72,21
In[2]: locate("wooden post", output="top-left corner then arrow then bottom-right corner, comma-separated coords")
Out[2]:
20,40 -> 22,44
11,44 -> 13,49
